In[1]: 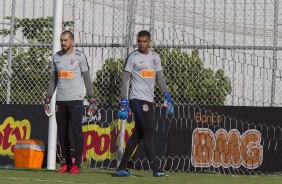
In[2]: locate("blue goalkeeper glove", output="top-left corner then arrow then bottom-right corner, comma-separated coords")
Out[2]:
163,92 -> 173,115
117,98 -> 131,120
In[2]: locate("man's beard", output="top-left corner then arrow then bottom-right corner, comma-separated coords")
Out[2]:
62,46 -> 71,52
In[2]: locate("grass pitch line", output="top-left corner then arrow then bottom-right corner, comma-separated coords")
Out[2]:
0,176 -> 88,184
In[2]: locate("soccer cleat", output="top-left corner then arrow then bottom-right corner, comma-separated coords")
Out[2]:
115,169 -> 133,177
153,169 -> 168,177
56,163 -> 71,173
69,165 -> 80,174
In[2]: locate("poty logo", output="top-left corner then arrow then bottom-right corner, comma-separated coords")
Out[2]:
58,70 -> 74,79
82,121 -> 135,161
0,117 -> 31,158
141,70 -> 155,78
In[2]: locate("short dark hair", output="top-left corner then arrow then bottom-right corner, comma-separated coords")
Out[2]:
138,30 -> 151,39
61,30 -> 74,40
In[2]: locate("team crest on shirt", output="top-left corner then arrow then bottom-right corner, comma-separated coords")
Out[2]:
142,104 -> 149,111
70,58 -> 77,66
152,58 -> 157,65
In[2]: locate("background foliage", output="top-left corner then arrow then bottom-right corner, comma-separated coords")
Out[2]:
0,17 -> 73,104
0,17 -> 231,105
93,48 -> 232,106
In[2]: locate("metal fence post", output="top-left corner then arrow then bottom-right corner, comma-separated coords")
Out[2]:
6,0 -> 16,104
47,0 -> 63,170
271,0 -> 279,106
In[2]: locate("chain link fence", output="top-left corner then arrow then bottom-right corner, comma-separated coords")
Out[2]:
2,0 -> 282,174
1,0 -> 282,107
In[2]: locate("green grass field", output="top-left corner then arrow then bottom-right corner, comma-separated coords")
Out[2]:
0,167 -> 281,184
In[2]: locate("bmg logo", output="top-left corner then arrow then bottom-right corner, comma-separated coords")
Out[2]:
191,128 -> 263,169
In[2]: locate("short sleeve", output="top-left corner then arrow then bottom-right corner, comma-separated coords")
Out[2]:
51,54 -> 57,74
52,60 -> 57,72
156,54 -> 163,71
124,53 -> 135,72
79,52 -> 90,72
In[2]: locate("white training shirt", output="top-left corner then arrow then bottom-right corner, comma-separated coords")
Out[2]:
124,50 -> 163,102
52,50 -> 89,101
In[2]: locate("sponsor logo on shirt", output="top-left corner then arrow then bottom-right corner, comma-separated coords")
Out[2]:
58,70 -> 74,79
141,70 -> 155,78
75,52 -> 81,56
54,59 -> 61,63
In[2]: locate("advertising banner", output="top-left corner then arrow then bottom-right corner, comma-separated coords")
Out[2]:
167,106 -> 282,173
1,104 -> 281,173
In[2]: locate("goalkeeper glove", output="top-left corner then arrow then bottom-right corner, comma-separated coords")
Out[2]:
88,97 -> 98,117
117,98 -> 131,120
44,96 -> 52,117
163,91 -> 173,114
